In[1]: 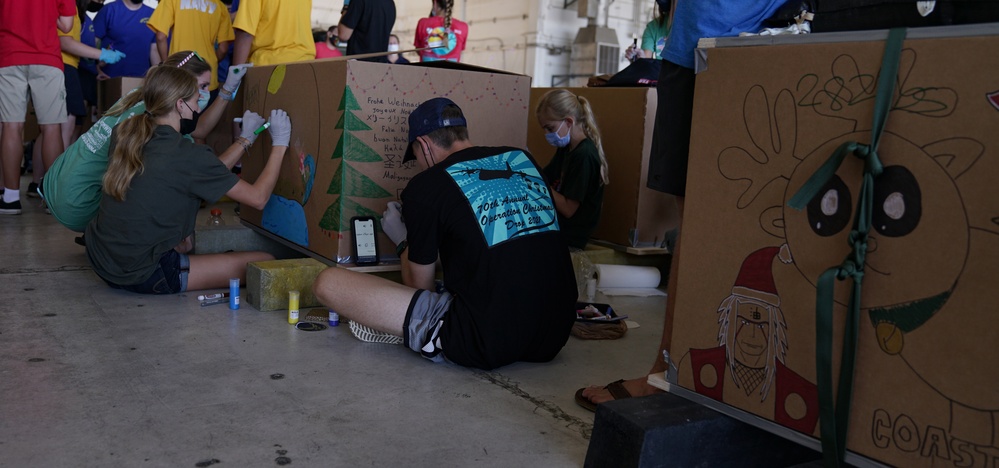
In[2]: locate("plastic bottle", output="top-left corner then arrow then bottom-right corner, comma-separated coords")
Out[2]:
206,208 -> 225,226
229,278 -> 240,310
288,290 -> 300,324
328,310 -> 340,327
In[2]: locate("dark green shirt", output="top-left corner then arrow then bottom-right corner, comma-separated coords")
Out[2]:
543,138 -> 605,249
86,125 -> 239,285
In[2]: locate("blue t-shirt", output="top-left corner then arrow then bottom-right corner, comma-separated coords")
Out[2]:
662,0 -> 785,68
93,1 -> 156,78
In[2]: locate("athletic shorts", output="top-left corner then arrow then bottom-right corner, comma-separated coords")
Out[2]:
104,250 -> 190,295
0,64 -> 67,124
646,60 -> 696,197
403,289 -> 453,363
64,65 -> 86,119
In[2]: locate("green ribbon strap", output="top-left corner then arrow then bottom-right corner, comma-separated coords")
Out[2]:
787,27 -> 907,467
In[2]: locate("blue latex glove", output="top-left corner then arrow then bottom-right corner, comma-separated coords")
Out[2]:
267,109 -> 292,147
381,201 -> 407,246
238,110 -> 266,145
99,48 -> 126,64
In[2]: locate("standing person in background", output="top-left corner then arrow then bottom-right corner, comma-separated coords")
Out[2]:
0,0 -> 75,215
232,0 -> 314,66
58,12 -> 125,146
626,0 -> 671,62
386,33 -> 408,64
337,0 -> 396,62
85,65 -> 290,295
315,25 -> 343,59
414,0 -> 467,63
93,0 -> 160,78
26,9 -> 124,200
535,89 -> 608,250
78,0 -> 105,122
148,0 -> 235,99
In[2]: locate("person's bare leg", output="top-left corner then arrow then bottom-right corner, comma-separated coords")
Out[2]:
186,251 -> 274,291
61,114 -> 76,149
38,123 -> 63,177
1,122 -> 24,192
581,196 -> 685,404
31,135 -> 42,185
313,267 -> 417,334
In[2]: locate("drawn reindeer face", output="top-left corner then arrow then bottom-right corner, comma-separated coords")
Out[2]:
783,131 -> 970,312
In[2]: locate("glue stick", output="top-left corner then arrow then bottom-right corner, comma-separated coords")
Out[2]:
229,278 -> 240,310
288,290 -> 300,324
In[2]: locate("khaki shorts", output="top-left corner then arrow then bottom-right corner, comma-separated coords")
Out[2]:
0,65 -> 67,124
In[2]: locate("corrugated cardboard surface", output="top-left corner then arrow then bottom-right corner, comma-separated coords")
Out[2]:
238,60 -> 531,264
527,87 -> 679,247
670,32 -> 999,466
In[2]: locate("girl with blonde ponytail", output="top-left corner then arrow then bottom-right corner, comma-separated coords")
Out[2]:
415,0 -> 469,62
535,89 -> 608,250
86,64 -> 294,296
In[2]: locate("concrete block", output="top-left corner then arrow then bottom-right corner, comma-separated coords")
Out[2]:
194,224 -> 303,259
246,258 -> 329,311
584,392 -> 821,468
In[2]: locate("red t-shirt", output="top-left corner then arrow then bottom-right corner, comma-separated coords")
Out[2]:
0,0 -> 76,69
414,16 -> 468,62
315,42 -> 343,59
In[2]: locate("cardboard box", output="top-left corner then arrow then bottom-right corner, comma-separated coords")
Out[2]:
98,77 -> 143,115
527,87 -> 679,248
666,28 -> 999,466
238,60 -> 532,264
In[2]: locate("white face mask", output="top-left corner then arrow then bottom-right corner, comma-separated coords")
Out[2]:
387,44 -> 400,52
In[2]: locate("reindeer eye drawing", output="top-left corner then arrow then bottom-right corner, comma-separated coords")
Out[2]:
806,175 -> 852,237
873,165 -> 922,237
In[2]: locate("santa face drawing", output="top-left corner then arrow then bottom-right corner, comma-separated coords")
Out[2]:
732,300 -> 771,369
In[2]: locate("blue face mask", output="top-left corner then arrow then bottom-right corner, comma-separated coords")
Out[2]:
544,120 -> 571,148
197,90 -> 210,111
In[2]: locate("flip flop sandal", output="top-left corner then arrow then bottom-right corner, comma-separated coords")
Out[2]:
574,379 -> 633,412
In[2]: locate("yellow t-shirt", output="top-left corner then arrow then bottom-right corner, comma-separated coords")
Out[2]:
233,0 -> 315,66
58,15 -> 82,69
147,0 -> 235,90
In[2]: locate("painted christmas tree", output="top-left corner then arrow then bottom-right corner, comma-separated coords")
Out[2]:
320,86 -> 391,233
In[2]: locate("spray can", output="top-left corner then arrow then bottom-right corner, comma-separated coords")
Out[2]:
229,278 -> 240,310
288,290 -> 300,324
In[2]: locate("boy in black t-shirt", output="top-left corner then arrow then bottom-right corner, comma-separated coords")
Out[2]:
313,98 -> 577,370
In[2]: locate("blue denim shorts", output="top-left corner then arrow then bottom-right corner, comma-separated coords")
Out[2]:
107,250 -> 190,295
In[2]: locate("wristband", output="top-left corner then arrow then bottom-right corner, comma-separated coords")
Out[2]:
395,240 -> 408,257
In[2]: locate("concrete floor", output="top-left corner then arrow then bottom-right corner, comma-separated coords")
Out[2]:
0,175 -> 669,467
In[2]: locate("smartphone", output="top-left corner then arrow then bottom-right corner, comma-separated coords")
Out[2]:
351,216 -> 379,266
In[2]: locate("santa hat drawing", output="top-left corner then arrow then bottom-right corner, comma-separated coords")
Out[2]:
730,246 -> 792,306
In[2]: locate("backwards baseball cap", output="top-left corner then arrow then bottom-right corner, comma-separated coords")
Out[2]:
403,97 -> 467,162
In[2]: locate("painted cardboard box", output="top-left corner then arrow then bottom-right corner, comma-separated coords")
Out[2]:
238,60 -> 531,264
665,26 -> 999,466
527,87 -> 679,248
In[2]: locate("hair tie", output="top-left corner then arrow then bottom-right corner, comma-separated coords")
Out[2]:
144,111 -> 154,117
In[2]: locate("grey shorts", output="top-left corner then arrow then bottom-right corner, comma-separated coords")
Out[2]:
403,289 -> 453,363
0,65 -> 67,124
